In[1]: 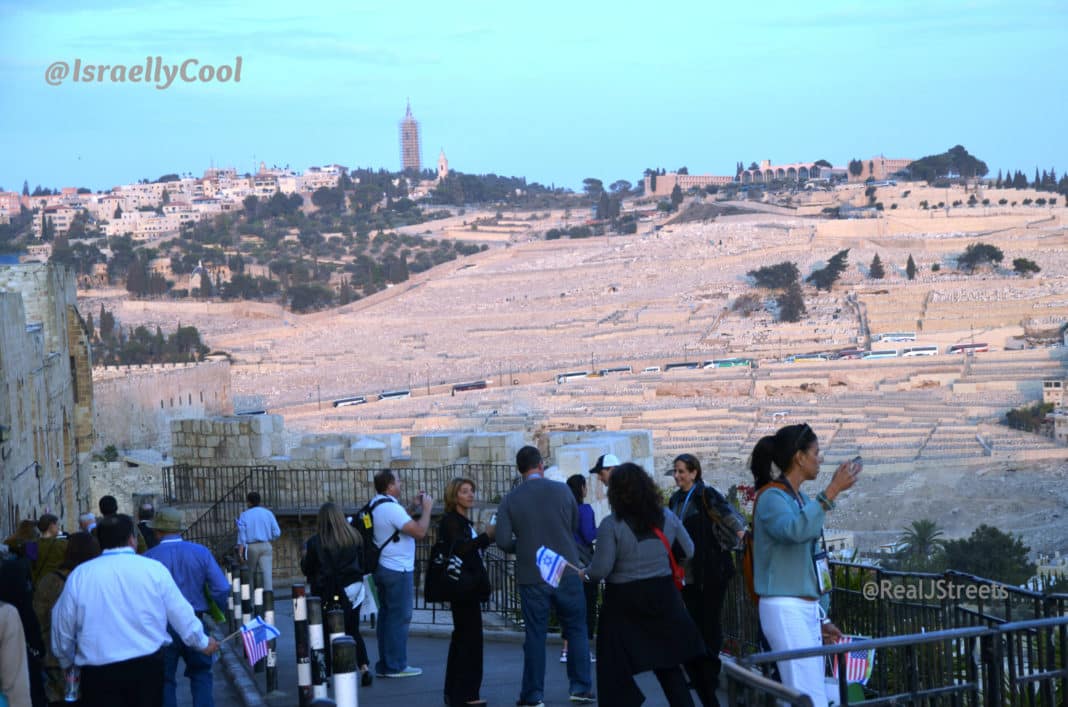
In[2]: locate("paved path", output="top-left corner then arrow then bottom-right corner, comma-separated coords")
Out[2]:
219,583 -> 711,707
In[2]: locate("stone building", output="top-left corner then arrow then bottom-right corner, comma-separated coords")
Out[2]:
0,263 -> 93,536
399,100 -> 421,173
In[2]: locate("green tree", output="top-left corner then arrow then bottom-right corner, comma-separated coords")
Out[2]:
747,262 -> 800,289
892,519 -> 946,572
776,280 -> 806,322
957,242 -> 1004,272
869,253 -> 885,279
582,178 -> 604,199
1012,257 -> 1040,276
670,184 -> 684,210
906,254 -> 917,280
609,180 -> 632,195
848,159 -> 864,177
942,524 -> 1036,585
806,249 -> 850,291
907,145 -> 989,183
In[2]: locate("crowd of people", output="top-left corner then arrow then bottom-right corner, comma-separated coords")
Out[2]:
0,420 -> 857,706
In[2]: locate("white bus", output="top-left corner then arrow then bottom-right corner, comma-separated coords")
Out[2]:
556,371 -> 590,384
863,349 -> 899,359
947,342 -> 989,355
332,396 -> 367,407
875,332 -> 916,343
378,389 -> 411,401
901,345 -> 938,357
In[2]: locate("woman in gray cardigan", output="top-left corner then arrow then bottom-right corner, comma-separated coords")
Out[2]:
585,462 -> 704,707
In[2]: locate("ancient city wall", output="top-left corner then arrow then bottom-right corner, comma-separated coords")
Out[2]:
93,359 -> 233,453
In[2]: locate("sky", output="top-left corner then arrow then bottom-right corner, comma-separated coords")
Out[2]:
1,0 -> 1066,193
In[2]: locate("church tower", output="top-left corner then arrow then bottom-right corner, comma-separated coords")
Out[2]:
399,100 -> 421,173
437,148 -> 449,182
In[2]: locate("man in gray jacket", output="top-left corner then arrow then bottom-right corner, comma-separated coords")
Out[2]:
496,446 -> 595,706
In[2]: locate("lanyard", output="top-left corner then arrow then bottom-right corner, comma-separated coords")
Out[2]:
675,484 -> 697,519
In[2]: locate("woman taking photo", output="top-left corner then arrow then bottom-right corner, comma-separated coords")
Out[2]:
562,474 -> 597,664
750,423 -> 859,707
440,477 -> 493,707
301,502 -> 372,687
585,462 -> 704,707
667,453 -> 744,707
33,531 -> 101,706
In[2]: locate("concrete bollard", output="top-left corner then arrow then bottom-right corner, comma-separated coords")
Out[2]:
253,582 -> 266,673
263,590 -> 277,689
293,584 -> 313,707
231,563 -> 242,629
330,636 -> 359,707
240,565 -> 252,626
325,608 -> 346,677
307,597 -> 328,700
225,564 -> 236,634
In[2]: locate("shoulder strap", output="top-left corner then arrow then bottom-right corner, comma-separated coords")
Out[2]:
368,497 -> 401,548
750,481 -> 789,525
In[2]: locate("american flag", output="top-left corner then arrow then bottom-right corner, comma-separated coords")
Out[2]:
831,635 -> 874,685
536,545 -> 568,588
241,616 -> 281,667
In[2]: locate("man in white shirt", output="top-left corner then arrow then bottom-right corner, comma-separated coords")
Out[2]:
51,514 -> 219,707
369,470 -> 432,678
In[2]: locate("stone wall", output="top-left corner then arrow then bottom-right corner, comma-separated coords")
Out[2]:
0,263 -> 90,535
170,413 -> 284,464
94,359 -> 232,453
85,460 -> 168,518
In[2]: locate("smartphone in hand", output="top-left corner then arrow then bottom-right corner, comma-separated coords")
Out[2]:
850,455 -> 863,476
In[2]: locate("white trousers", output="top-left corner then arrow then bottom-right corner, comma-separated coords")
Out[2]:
759,596 -> 828,707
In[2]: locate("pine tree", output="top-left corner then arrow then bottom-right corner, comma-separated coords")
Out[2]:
1034,168 -> 1040,189
995,170 -> 1002,189
870,254 -> 885,279
906,254 -> 917,281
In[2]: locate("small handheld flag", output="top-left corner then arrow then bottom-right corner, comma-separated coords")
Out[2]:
831,635 -> 875,685
240,616 -> 281,667
536,545 -> 577,588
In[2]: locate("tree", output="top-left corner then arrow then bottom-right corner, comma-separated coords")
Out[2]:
676,167 -> 688,175
848,159 -> 864,177
609,180 -> 632,195
748,262 -> 800,289
942,524 -> 1036,585
582,178 -> 604,200
906,254 -> 917,281
114,205 -> 123,219
806,249 -> 850,291
957,242 -> 1004,272
869,253 -> 885,279
907,145 -> 989,183
21,180 -> 29,197
892,519 -> 946,572
776,280 -> 806,322
1012,258 -> 1041,276
670,184 -> 683,210
814,159 -> 832,168
597,192 -> 611,220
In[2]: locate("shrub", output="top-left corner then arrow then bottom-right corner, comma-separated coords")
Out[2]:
931,263 -> 941,272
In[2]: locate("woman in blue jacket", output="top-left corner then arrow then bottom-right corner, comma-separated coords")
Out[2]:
750,423 -> 859,707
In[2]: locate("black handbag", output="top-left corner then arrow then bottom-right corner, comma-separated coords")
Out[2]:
424,537 -> 490,603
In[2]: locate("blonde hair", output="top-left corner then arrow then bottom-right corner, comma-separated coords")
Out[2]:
316,502 -> 361,552
443,477 -> 476,513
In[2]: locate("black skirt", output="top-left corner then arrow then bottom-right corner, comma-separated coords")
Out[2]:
596,575 -> 707,676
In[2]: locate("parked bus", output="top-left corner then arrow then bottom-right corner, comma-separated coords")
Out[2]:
947,342 -> 989,355
452,380 -> 488,393
598,366 -> 633,376
874,332 -> 916,343
556,371 -> 590,384
786,353 -> 829,363
332,396 -> 367,408
378,389 -> 411,401
901,345 -> 938,357
706,357 -> 756,369
863,349 -> 899,359
664,361 -> 701,371
235,409 -> 267,415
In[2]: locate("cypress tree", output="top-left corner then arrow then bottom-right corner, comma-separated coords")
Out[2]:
906,254 -> 917,281
870,254 -> 885,279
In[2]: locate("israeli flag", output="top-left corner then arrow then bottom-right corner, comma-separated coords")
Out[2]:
536,545 -> 568,588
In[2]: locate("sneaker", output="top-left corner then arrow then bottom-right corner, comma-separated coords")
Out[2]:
361,670 -> 373,687
382,666 -> 423,678
516,701 -> 544,707
559,649 -> 568,663
569,692 -> 596,703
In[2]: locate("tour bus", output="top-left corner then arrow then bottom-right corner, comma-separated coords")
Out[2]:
598,366 -> 633,376
556,371 -> 590,384
786,353 -> 829,363
832,348 -> 865,360
705,357 -> 757,369
235,409 -> 267,415
947,342 -> 989,355
664,361 -> 701,371
874,332 -> 916,343
332,396 -> 367,408
378,389 -> 412,401
901,345 -> 938,357
452,380 -> 488,393
863,349 -> 899,359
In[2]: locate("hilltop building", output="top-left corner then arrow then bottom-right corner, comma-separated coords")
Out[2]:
400,100 -> 421,173
642,172 -> 734,198
438,149 -> 449,182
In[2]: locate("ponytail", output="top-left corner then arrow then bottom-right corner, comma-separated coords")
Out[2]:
749,436 -> 776,489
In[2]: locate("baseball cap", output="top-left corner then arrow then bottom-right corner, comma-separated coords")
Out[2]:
588,454 -> 621,475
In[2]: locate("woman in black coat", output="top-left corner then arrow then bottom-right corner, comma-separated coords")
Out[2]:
300,502 -> 372,686
439,477 -> 494,706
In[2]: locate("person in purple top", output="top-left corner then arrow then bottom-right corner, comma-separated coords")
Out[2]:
564,475 -> 599,664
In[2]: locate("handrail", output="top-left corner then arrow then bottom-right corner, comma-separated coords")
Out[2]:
722,660 -> 813,707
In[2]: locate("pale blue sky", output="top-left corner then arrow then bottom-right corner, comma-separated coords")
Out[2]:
1,0 -> 1065,192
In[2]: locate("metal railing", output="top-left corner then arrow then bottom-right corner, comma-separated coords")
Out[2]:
729,616 -> 1068,706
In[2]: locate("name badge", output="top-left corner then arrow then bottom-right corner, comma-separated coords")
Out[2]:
813,551 -> 833,595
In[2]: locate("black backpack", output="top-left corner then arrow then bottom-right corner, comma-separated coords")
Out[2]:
352,497 -> 400,574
